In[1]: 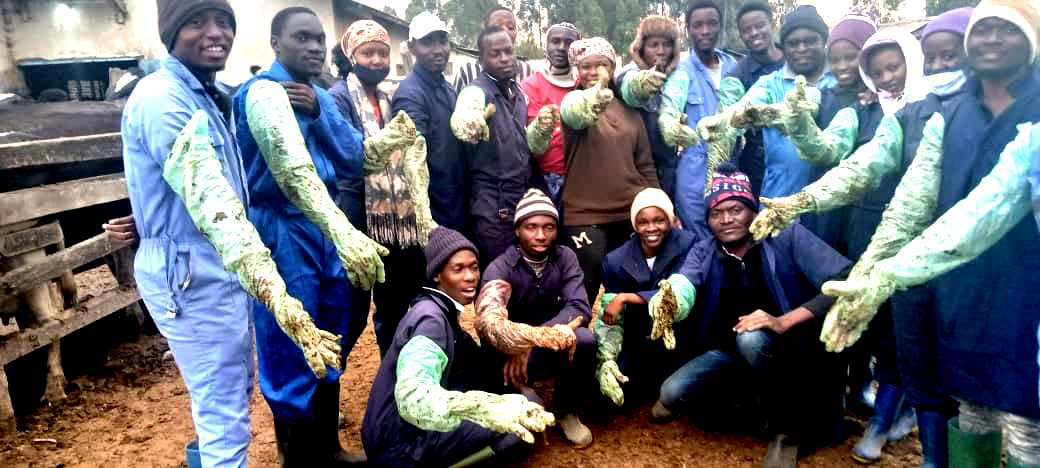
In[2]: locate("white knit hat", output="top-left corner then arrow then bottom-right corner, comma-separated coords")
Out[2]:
514,188 -> 558,227
965,0 -> 1040,63
630,187 -> 675,228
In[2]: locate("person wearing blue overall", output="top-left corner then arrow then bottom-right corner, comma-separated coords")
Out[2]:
122,1 -> 252,466
232,7 -> 369,466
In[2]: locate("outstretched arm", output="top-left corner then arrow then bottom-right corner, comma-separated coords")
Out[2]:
245,81 -> 389,290
560,66 -> 614,130
451,86 -> 494,144
395,335 -> 555,442
163,111 -> 340,377
474,280 -> 581,355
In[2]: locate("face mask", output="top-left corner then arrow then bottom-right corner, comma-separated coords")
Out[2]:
925,70 -> 966,96
353,64 -> 390,85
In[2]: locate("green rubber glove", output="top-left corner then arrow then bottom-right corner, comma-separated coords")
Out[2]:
245,80 -> 389,290
363,110 -> 417,174
164,111 -> 341,378
647,274 -> 696,350
749,191 -> 818,240
526,104 -> 560,155
447,391 -> 556,444
629,69 -> 667,101
451,87 -> 493,144
400,135 -> 437,246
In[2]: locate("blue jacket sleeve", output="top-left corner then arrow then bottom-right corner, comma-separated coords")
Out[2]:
132,88 -> 196,167
312,90 -> 365,180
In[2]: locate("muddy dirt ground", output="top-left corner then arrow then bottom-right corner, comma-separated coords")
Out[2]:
0,267 -> 923,467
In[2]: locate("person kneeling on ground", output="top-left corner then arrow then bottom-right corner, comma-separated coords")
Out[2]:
596,187 -> 699,407
475,188 -> 596,448
648,164 -> 850,468
361,227 -> 553,467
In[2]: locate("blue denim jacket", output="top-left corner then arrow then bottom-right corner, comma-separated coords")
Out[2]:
744,66 -> 836,199
122,55 -> 250,326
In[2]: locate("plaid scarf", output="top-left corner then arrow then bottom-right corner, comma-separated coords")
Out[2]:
347,73 -> 420,247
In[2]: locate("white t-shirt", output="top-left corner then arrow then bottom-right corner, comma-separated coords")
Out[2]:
646,256 -> 657,270
707,63 -> 722,89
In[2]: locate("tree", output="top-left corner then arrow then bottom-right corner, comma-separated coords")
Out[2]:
383,5 -> 400,17
405,0 -> 439,21
925,0 -> 975,16
441,0 -> 504,48
851,0 -> 903,24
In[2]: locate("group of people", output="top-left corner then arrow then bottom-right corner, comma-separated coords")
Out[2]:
112,0 -> 1040,467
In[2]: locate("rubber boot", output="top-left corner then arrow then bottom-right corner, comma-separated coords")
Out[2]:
448,447 -> 495,468
888,406 -> 916,442
274,417 -> 315,468
1007,455 -> 1040,468
917,410 -> 950,468
853,383 -> 905,463
762,434 -> 798,468
947,417 -> 1002,468
314,383 -> 367,466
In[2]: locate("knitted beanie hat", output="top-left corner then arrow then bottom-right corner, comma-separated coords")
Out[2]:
568,37 -> 617,67
514,188 -> 558,227
424,227 -> 478,281
157,0 -> 236,51
779,5 -> 829,45
827,14 -> 878,50
921,7 -> 973,42
630,187 -> 675,228
704,163 -> 757,216
966,0 -> 1040,63
628,16 -> 682,74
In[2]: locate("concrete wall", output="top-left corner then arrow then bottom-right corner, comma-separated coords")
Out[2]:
0,0 -> 342,92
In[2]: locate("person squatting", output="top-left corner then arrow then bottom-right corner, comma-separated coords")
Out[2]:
116,0 -> 1040,467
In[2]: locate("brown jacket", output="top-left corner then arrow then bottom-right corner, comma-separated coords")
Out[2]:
562,99 -> 659,226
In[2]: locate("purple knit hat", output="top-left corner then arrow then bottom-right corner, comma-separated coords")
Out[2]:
827,14 -> 878,50
921,7 -> 973,41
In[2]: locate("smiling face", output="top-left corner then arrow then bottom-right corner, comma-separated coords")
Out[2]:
866,45 -> 907,95
782,28 -> 826,77
353,41 -> 390,70
171,9 -> 235,73
435,249 -> 481,305
480,30 -> 517,81
272,12 -> 326,80
738,10 -> 774,54
923,31 -> 966,75
576,55 -> 614,89
967,17 -> 1031,79
640,35 -> 675,69
546,28 -> 579,69
688,7 -> 722,54
708,199 -> 755,246
828,39 -> 862,90
487,10 -> 518,43
409,31 -> 451,74
516,215 -> 557,259
634,207 -> 671,255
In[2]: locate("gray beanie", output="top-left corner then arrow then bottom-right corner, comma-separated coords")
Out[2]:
425,227 -> 479,281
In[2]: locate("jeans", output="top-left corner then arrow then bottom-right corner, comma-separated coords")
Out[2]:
659,330 -> 775,411
543,173 -> 565,207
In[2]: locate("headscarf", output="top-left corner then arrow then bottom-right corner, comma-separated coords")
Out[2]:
966,0 -> 1040,64
628,16 -> 681,74
859,28 -> 927,115
341,20 -> 391,60
568,37 -> 617,67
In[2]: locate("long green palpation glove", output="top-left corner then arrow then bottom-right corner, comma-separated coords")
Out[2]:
363,110 -> 417,174
819,114 -> 946,352
526,104 -> 560,155
821,121 -> 1040,353
474,280 -> 579,355
877,122 -> 1040,286
626,69 -> 667,103
594,292 -> 628,406
451,86 -> 495,144
246,80 -> 389,290
750,114 -> 906,240
395,335 -> 555,443
781,79 -> 859,166
163,111 -> 340,378
647,274 -> 696,350
399,135 -> 437,246
560,66 -> 614,130
659,112 -> 700,149
718,76 -> 746,109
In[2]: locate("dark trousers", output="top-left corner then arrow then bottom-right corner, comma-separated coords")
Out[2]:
563,220 -> 633,303
372,244 -> 427,357
890,287 -> 957,414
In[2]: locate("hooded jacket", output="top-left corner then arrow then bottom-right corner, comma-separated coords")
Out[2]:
859,28 -> 929,115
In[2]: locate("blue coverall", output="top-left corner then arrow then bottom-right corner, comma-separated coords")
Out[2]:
123,56 -> 254,468
232,61 -> 368,422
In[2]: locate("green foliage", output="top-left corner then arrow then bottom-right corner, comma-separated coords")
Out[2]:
442,0 -> 508,48
925,0 -> 975,16
405,0 -> 440,21
515,35 -> 544,60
